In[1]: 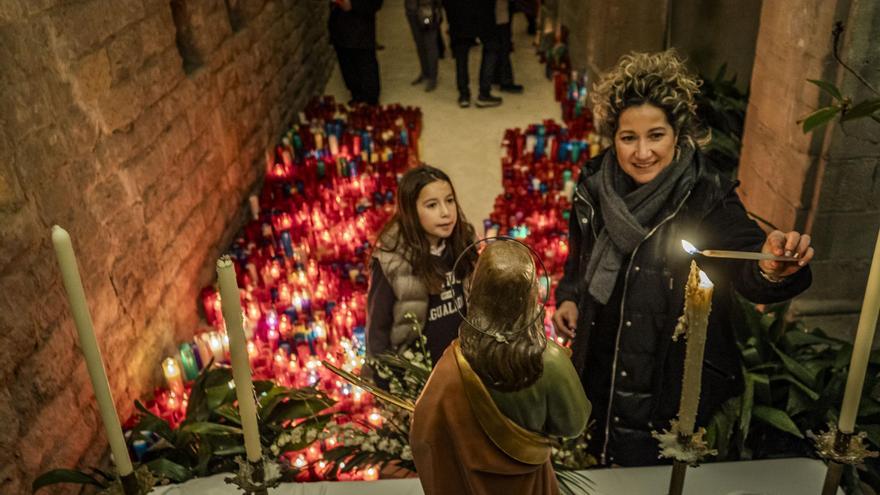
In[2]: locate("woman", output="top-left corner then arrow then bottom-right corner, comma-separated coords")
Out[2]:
367,165 -> 477,366
411,240 -> 589,494
552,50 -> 814,467
405,0 -> 443,92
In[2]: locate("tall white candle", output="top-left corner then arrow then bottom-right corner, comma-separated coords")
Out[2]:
216,256 -> 262,462
676,261 -> 714,435
839,229 -> 880,432
51,226 -> 134,476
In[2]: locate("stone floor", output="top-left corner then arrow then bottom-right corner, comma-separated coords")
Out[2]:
324,0 -> 557,233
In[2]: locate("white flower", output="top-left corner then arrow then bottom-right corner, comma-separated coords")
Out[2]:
401,445 -> 413,461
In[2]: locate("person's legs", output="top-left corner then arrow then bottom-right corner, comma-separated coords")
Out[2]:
422,26 -> 439,87
494,22 -> 514,86
478,34 -> 500,96
495,21 -> 522,93
354,48 -> 381,105
405,12 -> 429,83
451,35 -> 471,103
334,45 -> 362,103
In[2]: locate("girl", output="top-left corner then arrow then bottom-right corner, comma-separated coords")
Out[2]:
366,165 -> 477,366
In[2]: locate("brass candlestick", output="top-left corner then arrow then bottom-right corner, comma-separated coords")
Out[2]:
224,456 -> 281,495
653,424 -> 717,495
815,424 -> 878,495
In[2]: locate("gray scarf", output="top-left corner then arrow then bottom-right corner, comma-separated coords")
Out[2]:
584,145 -> 696,304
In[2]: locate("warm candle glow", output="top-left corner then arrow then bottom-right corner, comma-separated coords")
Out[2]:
681,239 -> 699,255
363,466 -> 379,480
675,261 -> 714,436
163,357 -> 185,396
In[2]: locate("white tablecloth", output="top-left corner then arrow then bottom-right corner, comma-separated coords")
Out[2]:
151,457 -> 842,494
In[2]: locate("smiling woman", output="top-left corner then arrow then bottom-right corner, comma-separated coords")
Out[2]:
552,50 -> 815,467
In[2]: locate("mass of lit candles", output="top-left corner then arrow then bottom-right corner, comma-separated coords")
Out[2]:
485,109 -> 600,342
128,79 -> 601,480
127,97 -> 421,480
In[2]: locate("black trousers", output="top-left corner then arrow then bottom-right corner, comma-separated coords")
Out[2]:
406,11 -> 439,82
451,33 -> 500,98
493,22 -> 514,86
334,45 -> 380,105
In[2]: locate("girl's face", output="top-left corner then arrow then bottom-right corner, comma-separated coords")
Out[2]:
614,103 -> 677,185
416,180 -> 457,247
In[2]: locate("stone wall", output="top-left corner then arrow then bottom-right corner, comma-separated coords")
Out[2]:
668,0 -> 761,90
738,0 -> 880,336
0,0 -> 334,492
556,0 -> 759,86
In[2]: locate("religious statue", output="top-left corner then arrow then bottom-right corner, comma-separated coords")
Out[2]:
409,239 -> 591,494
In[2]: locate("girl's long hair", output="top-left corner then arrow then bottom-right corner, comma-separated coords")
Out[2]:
376,165 -> 477,291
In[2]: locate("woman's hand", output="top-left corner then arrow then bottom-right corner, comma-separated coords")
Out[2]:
553,301 -> 579,340
758,230 -> 815,280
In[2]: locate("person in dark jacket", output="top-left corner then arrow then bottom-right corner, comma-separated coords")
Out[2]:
405,0 -> 442,91
552,50 -> 815,467
442,0 -> 503,108
329,0 -> 383,105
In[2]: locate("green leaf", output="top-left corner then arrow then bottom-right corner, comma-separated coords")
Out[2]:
132,400 -> 176,443
740,373 -> 756,437
267,397 -> 335,425
145,458 -> 192,483
180,421 -> 243,436
841,99 -> 880,122
33,469 -> 105,492
214,404 -> 242,425
807,79 -> 843,101
800,106 -> 841,133
786,387 -> 813,417
751,405 -> 804,438
783,329 -> 839,348
859,398 -> 880,417
770,374 -> 820,401
205,383 -> 235,410
771,343 -> 817,388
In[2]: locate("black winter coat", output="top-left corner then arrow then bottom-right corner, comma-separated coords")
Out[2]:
442,0 -> 495,38
555,150 -> 812,466
329,0 -> 383,49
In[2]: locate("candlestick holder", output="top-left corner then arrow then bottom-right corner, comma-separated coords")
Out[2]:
652,421 -> 717,495
93,465 -> 157,495
815,423 -> 878,495
224,456 -> 282,495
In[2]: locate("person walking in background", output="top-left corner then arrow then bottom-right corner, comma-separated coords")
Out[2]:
443,0 -> 503,108
492,0 -> 524,94
405,0 -> 443,92
329,0 -> 384,105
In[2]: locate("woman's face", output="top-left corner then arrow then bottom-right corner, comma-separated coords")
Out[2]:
614,104 -> 677,185
416,180 -> 457,247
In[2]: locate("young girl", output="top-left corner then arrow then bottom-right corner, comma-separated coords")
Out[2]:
366,165 -> 477,366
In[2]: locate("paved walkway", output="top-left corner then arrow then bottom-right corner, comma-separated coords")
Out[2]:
324,0 -> 558,232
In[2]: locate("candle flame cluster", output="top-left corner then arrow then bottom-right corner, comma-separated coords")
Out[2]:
486,109 -> 599,345
137,97 -> 422,481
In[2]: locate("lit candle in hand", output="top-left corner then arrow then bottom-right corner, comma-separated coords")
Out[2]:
675,260 -> 714,436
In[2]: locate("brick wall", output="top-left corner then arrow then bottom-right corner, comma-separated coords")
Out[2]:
0,0 -> 334,491
738,0 -> 880,336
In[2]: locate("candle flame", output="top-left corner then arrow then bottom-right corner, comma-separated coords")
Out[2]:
698,270 -> 714,289
681,240 -> 699,255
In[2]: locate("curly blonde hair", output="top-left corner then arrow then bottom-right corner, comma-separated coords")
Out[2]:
591,50 -> 709,148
